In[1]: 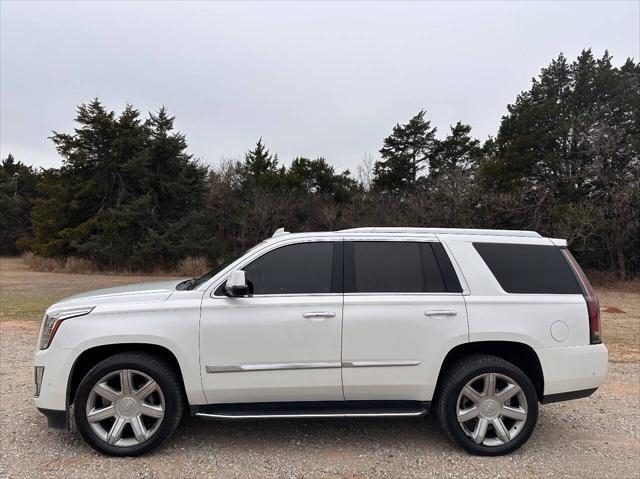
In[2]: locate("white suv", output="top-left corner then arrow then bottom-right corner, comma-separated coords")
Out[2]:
33,227 -> 608,456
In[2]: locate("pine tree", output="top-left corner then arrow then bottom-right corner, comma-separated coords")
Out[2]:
428,123 -> 482,225
287,157 -> 358,202
372,110 -> 437,192
238,138 -> 286,190
481,50 -> 640,277
431,122 -> 481,178
0,154 -> 39,254
243,138 -> 278,177
27,100 -> 208,268
482,53 -> 574,193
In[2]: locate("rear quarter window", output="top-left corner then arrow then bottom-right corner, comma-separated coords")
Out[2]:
473,242 -> 581,294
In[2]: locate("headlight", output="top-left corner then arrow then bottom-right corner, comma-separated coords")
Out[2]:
38,307 -> 95,350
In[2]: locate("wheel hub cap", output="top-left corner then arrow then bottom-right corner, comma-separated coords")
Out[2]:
115,397 -> 140,418
86,369 -> 165,447
456,372 -> 528,447
479,398 -> 501,418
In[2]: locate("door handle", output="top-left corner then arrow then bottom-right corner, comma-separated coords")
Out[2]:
424,310 -> 457,317
303,311 -> 336,319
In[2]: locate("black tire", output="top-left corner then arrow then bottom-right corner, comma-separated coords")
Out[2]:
74,352 -> 185,456
434,354 -> 538,456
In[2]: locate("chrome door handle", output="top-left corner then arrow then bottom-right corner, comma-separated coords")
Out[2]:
303,311 -> 336,319
424,310 -> 457,317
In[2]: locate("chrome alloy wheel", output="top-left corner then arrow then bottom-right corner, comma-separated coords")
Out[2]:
86,369 -> 165,447
456,372 -> 528,447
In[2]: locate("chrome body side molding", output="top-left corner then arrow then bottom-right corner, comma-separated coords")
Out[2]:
205,362 -> 341,373
342,360 -> 421,368
205,360 -> 421,373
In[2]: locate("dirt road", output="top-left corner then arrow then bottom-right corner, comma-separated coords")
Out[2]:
1,257 -> 638,478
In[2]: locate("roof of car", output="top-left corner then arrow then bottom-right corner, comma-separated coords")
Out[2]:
270,227 -> 542,240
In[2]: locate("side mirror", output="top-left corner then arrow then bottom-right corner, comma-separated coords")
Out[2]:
225,270 -> 249,297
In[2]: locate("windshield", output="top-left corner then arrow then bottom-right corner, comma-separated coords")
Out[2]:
179,242 -> 265,290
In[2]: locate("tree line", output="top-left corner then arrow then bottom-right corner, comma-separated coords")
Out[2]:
1,50 -> 638,278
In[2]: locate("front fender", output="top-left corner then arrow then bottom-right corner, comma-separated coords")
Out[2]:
54,305 -> 205,406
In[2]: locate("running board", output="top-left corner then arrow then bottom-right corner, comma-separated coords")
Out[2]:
192,400 -> 430,420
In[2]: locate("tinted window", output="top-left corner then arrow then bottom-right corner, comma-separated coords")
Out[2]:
351,241 -> 448,293
474,243 -> 581,294
431,243 -> 462,293
243,242 -> 333,294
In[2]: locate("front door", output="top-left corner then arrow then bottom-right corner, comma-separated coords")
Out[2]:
200,240 -> 344,404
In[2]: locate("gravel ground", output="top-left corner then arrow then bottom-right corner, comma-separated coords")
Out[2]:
1,321 -> 639,479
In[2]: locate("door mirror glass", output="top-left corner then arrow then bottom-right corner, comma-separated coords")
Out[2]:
225,270 -> 249,296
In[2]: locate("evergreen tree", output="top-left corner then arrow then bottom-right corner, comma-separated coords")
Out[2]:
428,123 -> 482,225
243,138 -> 278,177
26,100 -> 208,269
9,50 -> 638,278
481,53 -> 573,193
287,157 -> 357,202
481,50 -> 639,277
238,138 -> 286,190
0,154 -> 39,254
373,110 -> 437,192
431,122 -> 482,179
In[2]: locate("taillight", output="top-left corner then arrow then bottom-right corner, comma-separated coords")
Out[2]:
561,248 -> 602,344
585,294 -> 602,343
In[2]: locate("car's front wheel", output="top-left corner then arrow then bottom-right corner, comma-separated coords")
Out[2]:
435,354 -> 538,456
74,352 -> 185,456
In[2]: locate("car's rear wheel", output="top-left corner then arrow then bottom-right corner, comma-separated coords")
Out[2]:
74,352 -> 184,456
435,354 -> 538,456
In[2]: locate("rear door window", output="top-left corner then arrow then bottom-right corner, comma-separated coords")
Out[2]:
473,243 -> 581,294
353,241 -> 423,293
347,241 -> 457,293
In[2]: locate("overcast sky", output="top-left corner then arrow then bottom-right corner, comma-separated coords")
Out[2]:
1,1 -> 638,171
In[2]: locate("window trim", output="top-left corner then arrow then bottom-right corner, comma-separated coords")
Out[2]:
344,239 -> 464,295
211,239 -> 342,298
209,237 -> 467,298
472,241 -> 583,295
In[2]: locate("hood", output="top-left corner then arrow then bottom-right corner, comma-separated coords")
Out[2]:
48,279 -> 187,311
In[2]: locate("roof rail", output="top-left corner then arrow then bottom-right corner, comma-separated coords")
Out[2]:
271,227 -> 289,238
339,227 -> 541,238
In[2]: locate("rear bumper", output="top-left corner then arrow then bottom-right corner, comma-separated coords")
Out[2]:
37,408 -> 68,429
537,343 -> 608,397
541,387 -> 597,404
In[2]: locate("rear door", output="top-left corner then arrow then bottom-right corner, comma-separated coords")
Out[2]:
341,238 -> 468,401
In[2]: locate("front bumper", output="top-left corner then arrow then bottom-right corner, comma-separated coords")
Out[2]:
32,346 -> 74,412
537,343 -> 608,397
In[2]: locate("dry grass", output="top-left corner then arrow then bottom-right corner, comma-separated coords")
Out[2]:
174,256 -> 209,277
1,256 -> 638,362
22,252 -> 98,274
21,253 -> 209,277
598,287 -> 640,363
1,257 -> 180,321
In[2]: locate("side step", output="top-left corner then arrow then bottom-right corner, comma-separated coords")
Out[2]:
193,400 -> 429,420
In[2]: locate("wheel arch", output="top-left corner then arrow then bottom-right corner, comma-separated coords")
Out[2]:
434,341 -> 545,402
66,343 -> 187,408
